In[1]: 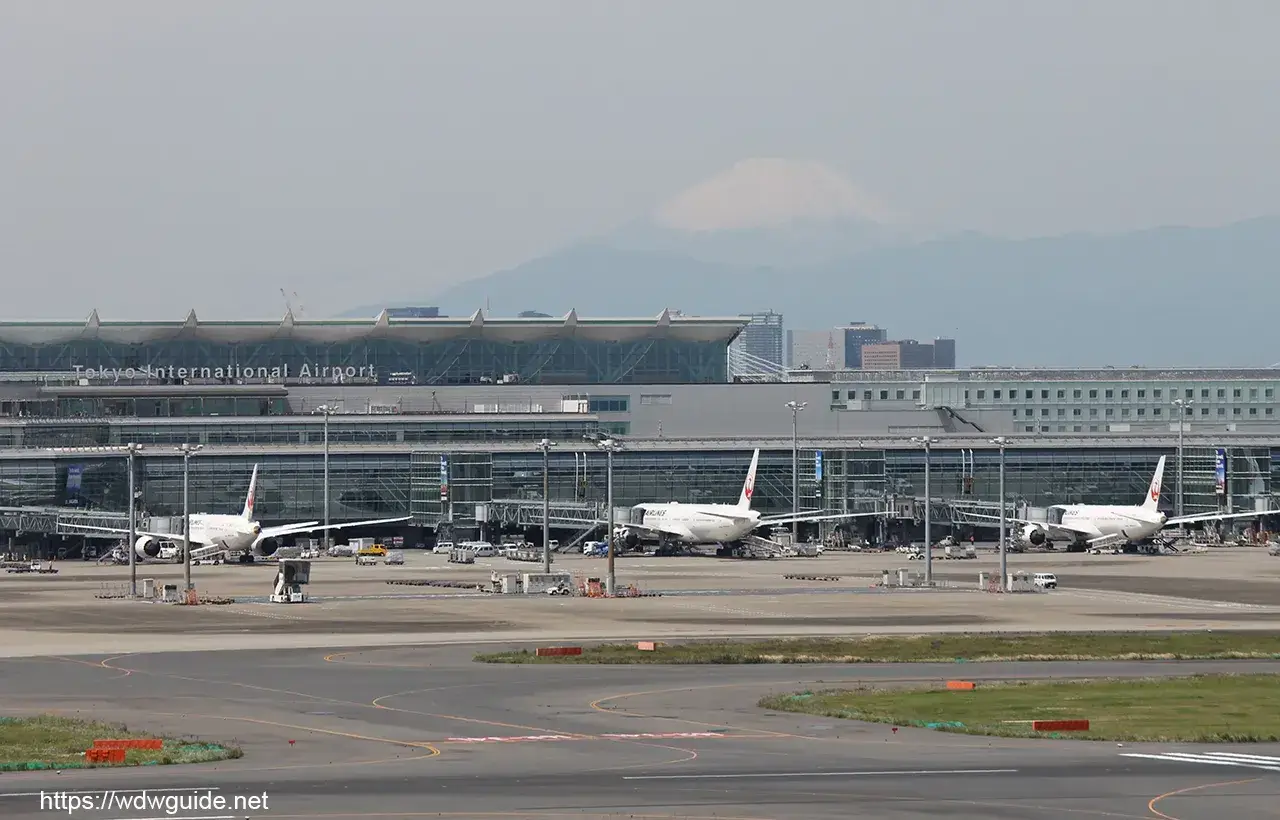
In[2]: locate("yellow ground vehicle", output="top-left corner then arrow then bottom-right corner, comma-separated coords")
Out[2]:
356,544 -> 387,557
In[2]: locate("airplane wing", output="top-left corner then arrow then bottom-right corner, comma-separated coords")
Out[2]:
60,523 -> 202,541
258,516 -> 412,540
958,511 -> 1100,538
759,511 -> 890,526
1165,509 -> 1275,526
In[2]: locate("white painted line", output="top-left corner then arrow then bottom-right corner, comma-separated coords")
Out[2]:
1196,752 -> 1280,764
623,769 -> 1018,780
0,787 -> 220,798
1120,753 -> 1280,772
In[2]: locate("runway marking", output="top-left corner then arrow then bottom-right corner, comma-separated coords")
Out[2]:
1148,777 -> 1261,820
1062,589 -> 1280,612
1122,751 -> 1280,772
442,731 -> 725,744
622,768 -> 1019,780
145,710 -> 441,756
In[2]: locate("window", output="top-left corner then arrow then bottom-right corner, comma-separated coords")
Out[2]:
880,390 -> 888,400
1201,407 -> 1209,415
1202,389 -> 1209,398
599,421 -> 630,435
1012,409 -> 1018,417
1073,425 -> 1082,432
1233,388 -> 1241,398
1089,425 -> 1099,432
1072,408 -> 1081,416
977,390 -> 986,399
1057,389 -> 1065,399
1185,389 -> 1193,399
1073,389 -> 1082,398
1267,408 -> 1274,416
1090,408 -> 1098,417
1267,388 -> 1275,399
1153,389 -> 1162,398
1026,408 -> 1033,417
1024,425 -> 1035,432
1040,426 -> 1049,433
847,390 -> 856,400
1250,388 -> 1258,399
1057,408 -> 1065,417
993,390 -> 1001,399
896,390 -> 905,400
1121,408 -> 1130,417
1040,408 -> 1049,417
1218,407 -> 1225,416
589,396 -> 629,413
1153,407 -> 1162,416
1041,390 -> 1049,399
1120,390 -> 1129,399
1105,389 -> 1114,399
1249,407 -> 1257,416
1137,408 -> 1145,416
832,390 -> 840,402
1106,408 -> 1114,417
1089,389 -> 1098,398
1218,389 -> 1226,398
1234,407 -> 1242,416
1137,389 -> 1146,398
1025,390 -> 1033,399
912,390 -> 920,400
863,390 -> 872,401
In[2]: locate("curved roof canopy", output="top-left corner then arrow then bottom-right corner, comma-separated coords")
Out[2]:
0,309 -> 748,346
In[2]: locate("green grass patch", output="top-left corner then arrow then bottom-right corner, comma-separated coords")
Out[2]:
474,632 -> 1280,665
0,715 -> 243,771
759,674 -> 1280,743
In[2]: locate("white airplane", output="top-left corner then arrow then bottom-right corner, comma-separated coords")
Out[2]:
966,455 -> 1271,551
614,449 -> 886,549
65,464 -> 410,563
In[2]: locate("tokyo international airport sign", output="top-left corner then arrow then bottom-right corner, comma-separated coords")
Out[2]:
73,364 -> 377,382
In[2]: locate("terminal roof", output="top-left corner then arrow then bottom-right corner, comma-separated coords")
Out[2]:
0,309 -> 748,345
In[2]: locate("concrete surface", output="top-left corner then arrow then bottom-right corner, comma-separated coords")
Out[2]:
0,647 -> 1278,818
2,547 -> 1279,657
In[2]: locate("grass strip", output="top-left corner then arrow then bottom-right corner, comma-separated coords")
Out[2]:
474,631 -> 1280,664
0,715 -> 242,770
759,673 -> 1280,742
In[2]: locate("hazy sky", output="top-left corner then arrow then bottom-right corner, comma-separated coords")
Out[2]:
3,1 -> 1277,318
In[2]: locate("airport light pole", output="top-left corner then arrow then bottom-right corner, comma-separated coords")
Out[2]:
316,405 -> 336,550
595,437 -> 622,596
990,436 -> 1008,591
177,443 -> 203,592
910,435 -> 937,585
1171,398 -> 1192,523
125,442 -> 144,597
537,438 -> 556,573
785,401 -> 807,540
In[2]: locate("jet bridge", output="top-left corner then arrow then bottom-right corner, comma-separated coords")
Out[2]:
0,505 -> 133,536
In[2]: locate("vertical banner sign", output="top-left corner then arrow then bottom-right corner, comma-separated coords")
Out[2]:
66,464 -> 84,506
439,455 -> 450,502
1214,449 -> 1226,496
814,450 -> 823,498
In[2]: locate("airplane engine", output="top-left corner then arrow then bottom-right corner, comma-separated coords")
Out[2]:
621,529 -> 640,549
1021,524 -> 1049,547
134,536 -> 162,560
254,538 -> 280,558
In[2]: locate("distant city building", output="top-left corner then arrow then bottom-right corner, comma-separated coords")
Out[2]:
517,310 -> 552,318
729,311 -> 785,377
787,329 -> 843,369
933,337 -> 956,369
861,339 -> 941,370
384,306 -> 441,318
842,323 -> 887,370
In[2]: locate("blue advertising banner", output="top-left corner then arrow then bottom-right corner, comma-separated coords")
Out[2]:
440,455 -> 450,502
1214,449 -> 1226,496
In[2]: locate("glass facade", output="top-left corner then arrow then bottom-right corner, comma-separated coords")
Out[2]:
2,447 -> 1274,532
0,318 -> 742,385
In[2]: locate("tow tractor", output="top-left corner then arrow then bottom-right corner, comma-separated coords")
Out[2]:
6,560 -> 58,574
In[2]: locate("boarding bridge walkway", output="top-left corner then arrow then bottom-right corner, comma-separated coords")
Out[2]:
0,505 -> 133,536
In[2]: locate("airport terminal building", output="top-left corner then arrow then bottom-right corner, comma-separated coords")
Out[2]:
1,311 -> 1277,551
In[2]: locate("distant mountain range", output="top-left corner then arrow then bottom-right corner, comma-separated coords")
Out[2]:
338,159 -> 1280,367
347,216 -> 1279,368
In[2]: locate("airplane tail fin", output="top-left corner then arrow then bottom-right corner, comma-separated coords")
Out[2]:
737,449 -> 759,510
241,464 -> 259,520
1142,456 -> 1166,511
